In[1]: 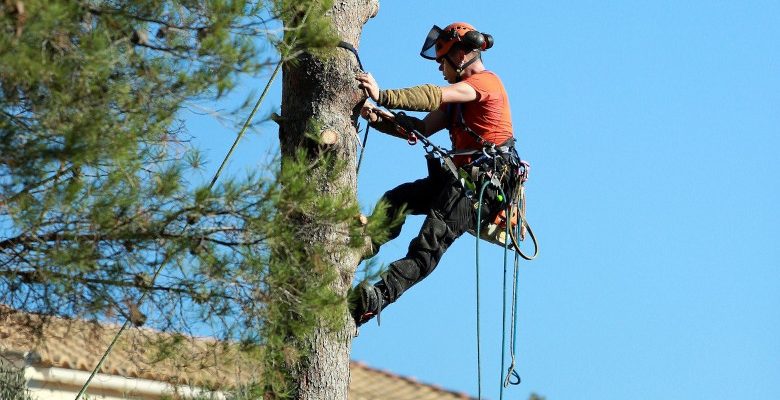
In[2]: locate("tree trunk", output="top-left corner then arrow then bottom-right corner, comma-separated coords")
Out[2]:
278,1 -> 379,399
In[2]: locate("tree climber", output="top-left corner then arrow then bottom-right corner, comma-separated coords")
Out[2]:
351,22 -> 520,326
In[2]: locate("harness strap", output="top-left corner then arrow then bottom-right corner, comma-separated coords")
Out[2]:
442,155 -> 460,178
447,103 -> 496,148
450,145 -> 514,157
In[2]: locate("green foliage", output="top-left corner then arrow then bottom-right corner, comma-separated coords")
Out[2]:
273,0 -> 340,58
0,360 -> 33,400
260,150 -> 365,397
0,0 -> 374,398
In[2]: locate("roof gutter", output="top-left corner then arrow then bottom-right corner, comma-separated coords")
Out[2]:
24,366 -> 225,399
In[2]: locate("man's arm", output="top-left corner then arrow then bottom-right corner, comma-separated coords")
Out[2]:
361,104 -> 446,139
440,82 -> 478,104
357,73 -> 478,110
422,109 -> 448,137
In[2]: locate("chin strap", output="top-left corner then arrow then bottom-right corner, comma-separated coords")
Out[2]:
459,53 -> 481,74
447,51 -> 481,79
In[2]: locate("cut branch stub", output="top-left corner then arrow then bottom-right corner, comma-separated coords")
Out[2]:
357,214 -> 368,226
320,129 -> 338,145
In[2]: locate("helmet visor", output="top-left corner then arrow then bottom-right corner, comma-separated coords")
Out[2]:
420,25 -> 443,60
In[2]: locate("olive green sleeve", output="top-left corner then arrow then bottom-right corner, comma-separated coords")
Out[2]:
377,84 -> 442,112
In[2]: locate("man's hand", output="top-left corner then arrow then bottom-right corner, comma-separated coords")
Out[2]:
356,72 -> 380,101
360,103 -> 394,123
359,103 -> 413,139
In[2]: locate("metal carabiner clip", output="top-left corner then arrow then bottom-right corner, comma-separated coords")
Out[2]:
482,146 -> 496,160
406,131 -> 418,145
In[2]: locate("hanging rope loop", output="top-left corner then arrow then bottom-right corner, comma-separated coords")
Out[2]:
504,361 -> 522,386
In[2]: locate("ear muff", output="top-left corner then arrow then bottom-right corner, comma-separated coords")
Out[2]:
462,30 -> 494,51
482,33 -> 494,50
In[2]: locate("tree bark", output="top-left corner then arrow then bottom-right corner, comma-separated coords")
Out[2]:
278,1 -> 379,399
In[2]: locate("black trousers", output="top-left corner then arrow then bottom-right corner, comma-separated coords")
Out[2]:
372,159 -> 500,304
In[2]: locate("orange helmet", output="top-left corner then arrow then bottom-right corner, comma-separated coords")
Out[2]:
420,22 -> 493,60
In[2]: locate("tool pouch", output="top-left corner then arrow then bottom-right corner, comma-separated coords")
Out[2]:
425,154 -> 446,180
464,151 -> 523,248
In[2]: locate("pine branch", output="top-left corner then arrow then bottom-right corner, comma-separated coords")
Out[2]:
3,166 -> 77,204
0,269 -> 205,297
0,229 -> 266,251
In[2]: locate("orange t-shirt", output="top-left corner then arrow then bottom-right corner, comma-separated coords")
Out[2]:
443,71 -> 513,165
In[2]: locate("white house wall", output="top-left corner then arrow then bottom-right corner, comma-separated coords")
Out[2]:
24,366 -> 224,400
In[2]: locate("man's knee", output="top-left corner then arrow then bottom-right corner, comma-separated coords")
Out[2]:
410,216 -> 455,255
368,195 -> 408,251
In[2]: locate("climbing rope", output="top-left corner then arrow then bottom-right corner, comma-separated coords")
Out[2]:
504,247 -> 522,388
475,176 -> 528,400
499,207 -> 522,399
499,214 -> 509,397
474,180 -> 491,400
510,172 -> 539,260
356,122 -> 371,175
502,206 -> 523,393
210,61 -> 282,188
337,41 -> 373,176
74,61 -> 283,400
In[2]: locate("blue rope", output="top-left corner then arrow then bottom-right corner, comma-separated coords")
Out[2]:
503,211 -> 522,387
499,202 -> 510,400
476,180 -> 525,400
475,180 -> 491,400
477,181 -> 518,400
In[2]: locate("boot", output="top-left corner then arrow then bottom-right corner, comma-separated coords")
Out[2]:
349,282 -> 387,327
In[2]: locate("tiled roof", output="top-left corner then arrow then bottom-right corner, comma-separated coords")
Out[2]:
349,361 -> 472,400
0,308 -> 473,400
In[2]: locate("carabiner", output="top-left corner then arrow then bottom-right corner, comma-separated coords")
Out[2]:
407,132 -> 418,145
482,146 -> 496,160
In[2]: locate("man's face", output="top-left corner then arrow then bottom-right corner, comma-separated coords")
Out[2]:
437,49 -> 466,84
437,58 -> 457,83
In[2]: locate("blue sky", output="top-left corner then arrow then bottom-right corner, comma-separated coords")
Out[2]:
187,1 -> 779,399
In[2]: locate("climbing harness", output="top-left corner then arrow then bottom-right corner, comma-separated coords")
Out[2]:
445,101 -> 539,259
390,109 -> 538,400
